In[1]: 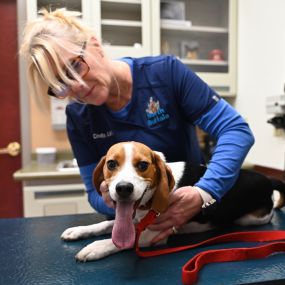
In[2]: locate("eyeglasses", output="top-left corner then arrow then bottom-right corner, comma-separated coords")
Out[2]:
47,41 -> 90,98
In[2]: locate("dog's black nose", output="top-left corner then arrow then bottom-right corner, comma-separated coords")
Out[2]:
116,182 -> 134,199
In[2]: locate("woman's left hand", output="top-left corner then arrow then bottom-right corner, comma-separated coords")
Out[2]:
147,186 -> 203,244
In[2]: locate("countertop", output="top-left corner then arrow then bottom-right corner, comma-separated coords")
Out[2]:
13,161 -> 80,181
1,211 -> 285,285
13,160 -> 254,181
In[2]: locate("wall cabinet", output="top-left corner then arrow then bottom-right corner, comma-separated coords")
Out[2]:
26,0 -> 236,95
152,0 -> 237,96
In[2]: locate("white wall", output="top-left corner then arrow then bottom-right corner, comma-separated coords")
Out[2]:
236,0 -> 285,170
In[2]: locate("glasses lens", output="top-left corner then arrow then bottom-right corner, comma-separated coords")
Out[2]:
47,78 -> 69,98
68,57 -> 89,78
48,86 -> 70,98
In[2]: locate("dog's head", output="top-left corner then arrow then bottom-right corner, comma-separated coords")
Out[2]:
93,141 -> 175,214
93,141 -> 175,249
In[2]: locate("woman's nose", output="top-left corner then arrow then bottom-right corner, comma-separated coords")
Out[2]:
70,80 -> 89,96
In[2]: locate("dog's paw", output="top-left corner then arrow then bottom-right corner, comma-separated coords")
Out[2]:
61,221 -> 114,241
61,226 -> 91,241
75,239 -> 120,262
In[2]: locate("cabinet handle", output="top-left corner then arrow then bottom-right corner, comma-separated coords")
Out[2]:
0,142 -> 21,156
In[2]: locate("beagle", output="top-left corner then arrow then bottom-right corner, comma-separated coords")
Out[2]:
61,141 -> 285,262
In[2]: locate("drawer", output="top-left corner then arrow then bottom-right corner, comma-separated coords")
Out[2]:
23,184 -> 94,217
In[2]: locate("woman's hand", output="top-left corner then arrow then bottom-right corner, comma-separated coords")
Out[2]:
147,186 -> 203,244
100,181 -> 115,209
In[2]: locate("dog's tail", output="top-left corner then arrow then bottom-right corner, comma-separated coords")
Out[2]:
271,178 -> 285,208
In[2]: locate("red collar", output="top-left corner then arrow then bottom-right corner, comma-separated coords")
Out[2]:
135,210 -> 159,248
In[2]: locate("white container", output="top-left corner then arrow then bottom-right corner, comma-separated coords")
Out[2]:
36,147 -> 57,164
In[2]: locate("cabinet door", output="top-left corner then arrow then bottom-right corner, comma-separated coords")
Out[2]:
26,0 -> 91,24
153,0 -> 237,96
90,0 -> 152,58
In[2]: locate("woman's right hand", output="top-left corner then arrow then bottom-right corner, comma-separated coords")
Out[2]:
100,181 -> 115,208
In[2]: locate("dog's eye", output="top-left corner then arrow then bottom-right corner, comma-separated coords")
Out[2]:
107,160 -> 118,170
137,161 -> 149,172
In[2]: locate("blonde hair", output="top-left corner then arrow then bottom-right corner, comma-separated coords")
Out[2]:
20,9 -> 94,103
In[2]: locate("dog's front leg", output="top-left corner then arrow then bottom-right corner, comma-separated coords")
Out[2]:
75,238 -> 122,262
61,220 -> 114,241
75,230 -> 166,262
74,229 -> 165,262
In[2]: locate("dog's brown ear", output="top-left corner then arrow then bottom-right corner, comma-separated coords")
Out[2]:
151,152 -> 175,214
92,156 -> 106,195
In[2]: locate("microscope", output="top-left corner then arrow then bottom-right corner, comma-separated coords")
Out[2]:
267,93 -> 285,131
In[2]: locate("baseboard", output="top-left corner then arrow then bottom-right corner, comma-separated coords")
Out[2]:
253,165 -> 284,181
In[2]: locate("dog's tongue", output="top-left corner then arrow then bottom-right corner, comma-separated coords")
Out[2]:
112,201 -> 136,249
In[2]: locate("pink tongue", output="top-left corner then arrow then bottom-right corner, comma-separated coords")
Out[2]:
112,201 -> 136,249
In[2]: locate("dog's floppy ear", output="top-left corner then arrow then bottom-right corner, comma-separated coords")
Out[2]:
151,152 -> 175,214
92,156 -> 106,195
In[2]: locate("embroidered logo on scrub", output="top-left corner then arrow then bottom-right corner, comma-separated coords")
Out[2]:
146,97 -> 169,126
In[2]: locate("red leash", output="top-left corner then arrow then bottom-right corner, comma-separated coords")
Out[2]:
135,210 -> 285,285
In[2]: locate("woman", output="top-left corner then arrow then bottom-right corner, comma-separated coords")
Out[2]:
20,9 -> 254,244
